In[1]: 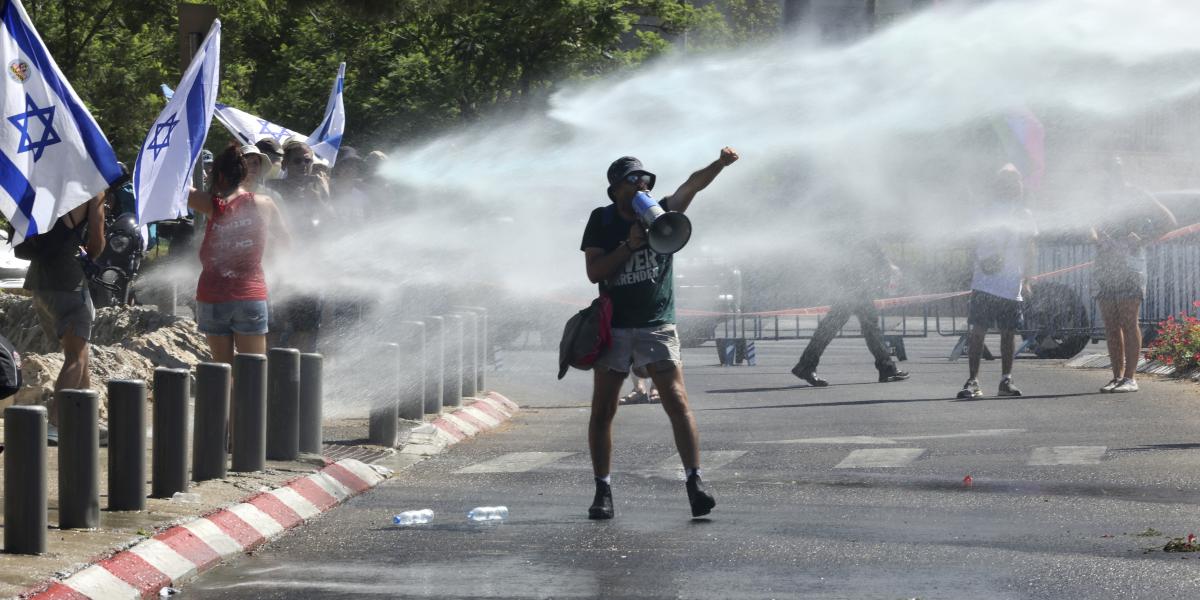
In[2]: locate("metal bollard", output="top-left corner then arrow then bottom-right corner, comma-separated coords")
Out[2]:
368,342 -> 401,446
453,306 -> 488,393
232,354 -> 267,472
459,311 -> 478,399
299,353 -> 323,454
266,348 -> 301,461
108,380 -> 146,511
152,368 -> 191,498
422,316 -> 444,415
58,389 -> 100,529
398,321 -> 425,421
5,406 -> 47,554
442,314 -> 463,409
162,279 -> 178,317
193,362 -> 231,482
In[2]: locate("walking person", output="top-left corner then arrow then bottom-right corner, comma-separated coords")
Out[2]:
1092,156 -> 1176,393
791,218 -> 909,386
188,143 -> 291,365
957,164 -> 1037,399
580,147 -> 739,519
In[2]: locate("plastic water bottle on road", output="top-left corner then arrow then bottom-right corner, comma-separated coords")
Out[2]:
392,509 -> 435,526
467,506 -> 508,522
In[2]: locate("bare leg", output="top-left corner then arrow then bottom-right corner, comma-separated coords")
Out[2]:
967,324 -> 987,380
51,333 -> 91,426
649,362 -> 700,470
1118,299 -> 1142,379
1000,329 -> 1016,376
1098,299 -> 1124,379
234,333 -> 267,356
589,368 -> 627,477
207,335 -> 235,365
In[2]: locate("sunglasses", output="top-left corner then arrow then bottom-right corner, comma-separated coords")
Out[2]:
288,156 -> 313,165
625,173 -> 652,185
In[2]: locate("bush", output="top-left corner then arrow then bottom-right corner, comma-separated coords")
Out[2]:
1146,301 -> 1200,372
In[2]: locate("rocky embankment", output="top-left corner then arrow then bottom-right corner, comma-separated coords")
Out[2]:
0,292 -> 207,418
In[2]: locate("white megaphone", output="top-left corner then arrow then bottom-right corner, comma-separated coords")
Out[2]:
632,191 -> 692,255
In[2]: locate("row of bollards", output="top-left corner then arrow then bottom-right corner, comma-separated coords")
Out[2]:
2,348 -> 325,555
367,307 -> 489,447
3,306 -> 490,554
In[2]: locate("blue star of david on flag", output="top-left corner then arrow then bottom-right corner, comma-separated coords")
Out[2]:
146,113 -> 180,160
7,93 -> 61,162
257,119 -> 292,142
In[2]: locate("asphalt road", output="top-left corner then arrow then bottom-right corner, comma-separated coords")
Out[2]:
185,336 -> 1200,599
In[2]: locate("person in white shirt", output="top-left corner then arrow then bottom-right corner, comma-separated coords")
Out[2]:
957,164 -> 1037,399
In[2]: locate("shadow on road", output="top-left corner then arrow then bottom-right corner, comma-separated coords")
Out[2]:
701,392 -> 1099,411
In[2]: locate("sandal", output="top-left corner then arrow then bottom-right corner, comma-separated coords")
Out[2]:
647,390 -> 661,404
621,390 -> 650,404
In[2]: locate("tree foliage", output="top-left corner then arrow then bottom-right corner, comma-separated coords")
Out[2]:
22,0 -> 779,159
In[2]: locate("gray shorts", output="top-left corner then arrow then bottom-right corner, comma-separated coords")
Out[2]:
595,324 -> 681,376
33,288 -> 95,341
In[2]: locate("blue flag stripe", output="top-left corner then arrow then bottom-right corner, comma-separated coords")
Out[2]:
0,150 -> 41,238
313,70 -> 343,141
184,62 -> 208,185
2,0 -> 121,184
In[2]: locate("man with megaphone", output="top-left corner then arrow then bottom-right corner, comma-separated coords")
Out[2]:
579,146 -> 739,521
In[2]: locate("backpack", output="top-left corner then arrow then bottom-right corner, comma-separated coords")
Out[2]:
0,334 -> 22,400
557,295 -> 613,379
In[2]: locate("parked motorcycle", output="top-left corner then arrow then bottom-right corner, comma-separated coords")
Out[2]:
86,212 -> 144,308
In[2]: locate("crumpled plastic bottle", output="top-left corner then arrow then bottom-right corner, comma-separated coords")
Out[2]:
392,509 -> 435,526
466,506 -> 508,522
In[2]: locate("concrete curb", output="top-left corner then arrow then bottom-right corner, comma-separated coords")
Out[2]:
20,392 -> 520,600
1063,353 -> 1181,377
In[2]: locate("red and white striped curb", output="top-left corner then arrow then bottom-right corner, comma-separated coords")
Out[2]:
402,392 -> 519,456
24,459 -> 389,600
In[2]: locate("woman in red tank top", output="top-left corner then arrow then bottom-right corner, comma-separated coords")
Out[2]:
188,143 -> 291,365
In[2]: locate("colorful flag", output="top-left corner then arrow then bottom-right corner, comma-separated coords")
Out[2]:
994,107 -> 1045,190
307,62 -> 345,167
0,0 -> 122,242
134,19 -> 220,224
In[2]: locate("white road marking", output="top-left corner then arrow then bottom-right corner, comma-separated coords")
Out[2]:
834,448 -> 926,469
751,429 -> 1025,445
455,451 -> 575,474
638,450 -> 748,480
1027,446 -> 1107,466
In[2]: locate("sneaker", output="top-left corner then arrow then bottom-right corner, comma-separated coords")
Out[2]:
686,474 -> 716,518
877,364 -> 910,383
791,364 -> 829,387
47,423 -> 59,446
588,479 -> 614,520
998,377 -> 1022,397
1099,378 -> 1121,393
98,423 -> 109,448
1110,378 -> 1139,393
956,379 -> 982,399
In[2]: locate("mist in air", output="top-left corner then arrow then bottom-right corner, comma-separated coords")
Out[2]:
249,0 -> 1200,414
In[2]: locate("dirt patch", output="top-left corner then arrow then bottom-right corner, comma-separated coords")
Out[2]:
0,292 -> 208,416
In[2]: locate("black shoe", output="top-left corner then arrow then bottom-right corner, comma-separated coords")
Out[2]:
956,378 -> 982,399
686,474 -> 716,518
877,364 -> 910,383
791,364 -> 828,387
588,479 -> 614,520
998,377 -> 1022,397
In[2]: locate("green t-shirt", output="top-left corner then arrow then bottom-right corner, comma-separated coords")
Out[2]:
580,203 -> 674,328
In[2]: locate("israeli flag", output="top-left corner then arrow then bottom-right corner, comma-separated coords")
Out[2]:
162,83 -> 299,147
134,19 -> 220,224
0,0 -> 122,243
307,62 -> 345,167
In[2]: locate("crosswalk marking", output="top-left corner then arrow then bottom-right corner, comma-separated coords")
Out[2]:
834,448 -> 925,469
638,450 -> 748,480
455,452 -> 575,474
1027,446 -> 1107,466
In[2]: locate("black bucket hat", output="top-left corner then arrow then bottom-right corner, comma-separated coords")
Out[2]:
606,156 -> 656,200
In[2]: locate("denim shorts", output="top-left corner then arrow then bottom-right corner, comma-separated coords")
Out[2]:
196,300 -> 269,336
595,324 -> 682,376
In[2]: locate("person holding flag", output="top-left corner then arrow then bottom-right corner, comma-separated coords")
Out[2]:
2,0 -> 123,443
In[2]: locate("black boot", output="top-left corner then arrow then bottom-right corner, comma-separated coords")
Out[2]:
877,360 -> 910,383
686,474 -> 716,518
791,363 -> 829,387
588,479 -> 614,520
